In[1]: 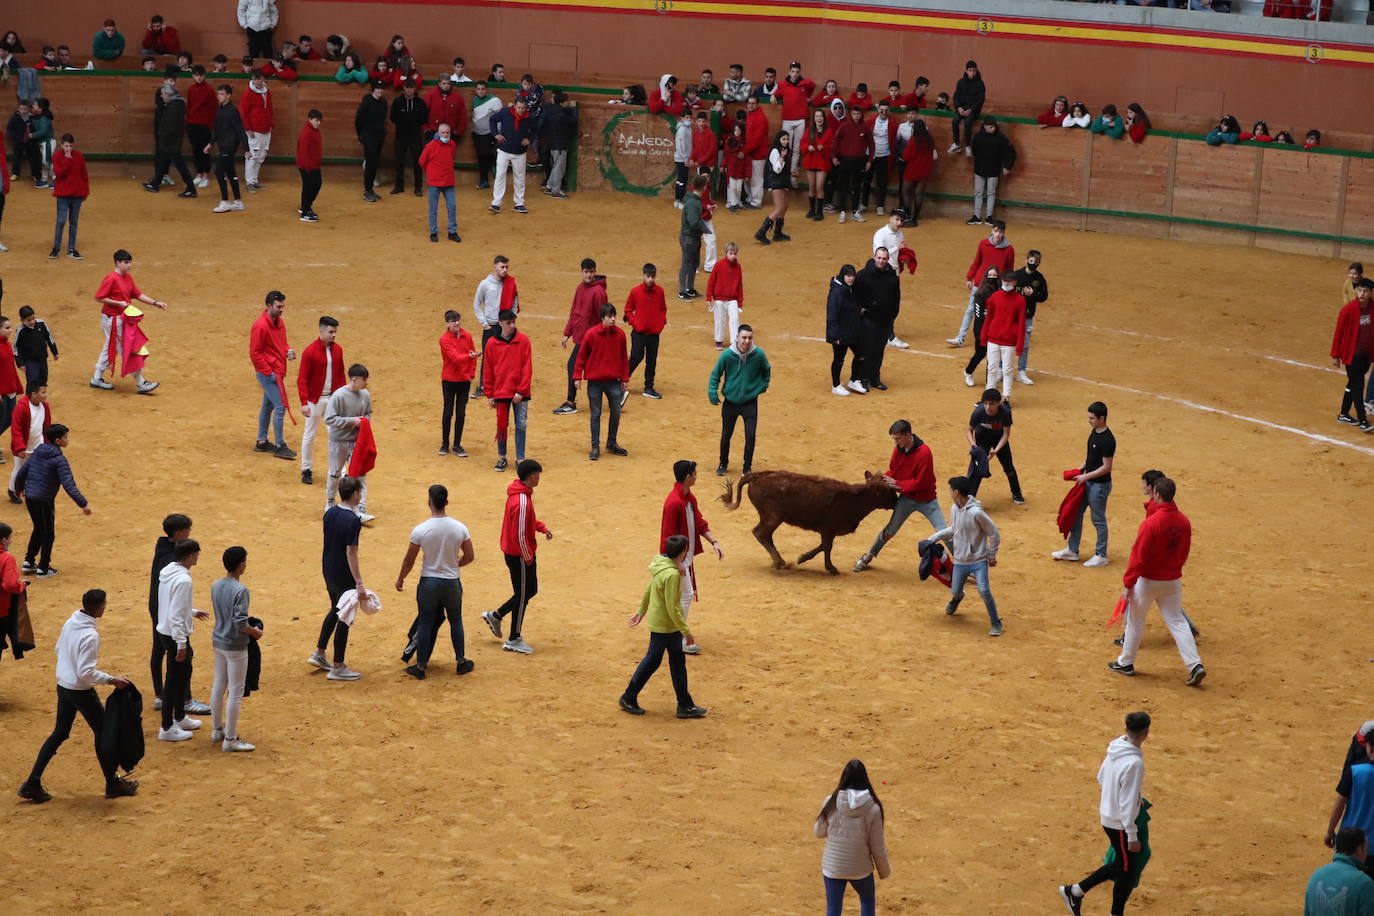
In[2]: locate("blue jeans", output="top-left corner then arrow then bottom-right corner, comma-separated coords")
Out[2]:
1068,480 -> 1112,558
428,185 -> 456,234
868,496 -> 947,557
824,874 -> 875,916
496,399 -> 528,459
416,577 -> 464,667
955,291 -> 975,341
54,197 -> 82,250
949,559 -> 1000,625
256,371 -> 285,446
586,379 -> 623,448
1018,318 -> 1034,371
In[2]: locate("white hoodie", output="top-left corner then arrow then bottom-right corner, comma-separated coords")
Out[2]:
674,119 -> 693,164
155,562 -> 195,650
1096,735 -> 1145,841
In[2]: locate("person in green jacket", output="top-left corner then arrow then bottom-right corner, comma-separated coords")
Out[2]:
620,535 -> 707,719
1090,105 -> 1126,140
708,324 -> 770,477
678,172 -> 709,299
334,52 -> 369,85
92,20 -> 126,61
1305,827 -> 1374,916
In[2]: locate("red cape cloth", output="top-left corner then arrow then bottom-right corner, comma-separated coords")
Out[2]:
897,246 -> 918,275
1107,594 -> 1128,629
1057,467 -> 1086,539
348,417 -> 377,477
931,553 -> 952,587
114,313 -> 149,378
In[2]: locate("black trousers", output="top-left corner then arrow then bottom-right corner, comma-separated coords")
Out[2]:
473,133 -> 496,184
967,442 -> 1024,500
245,27 -> 274,58
149,610 -> 165,697
316,576 -> 355,663
441,379 -> 470,448
1077,826 -> 1135,914
830,341 -> 864,387
152,150 -> 194,187
951,109 -> 981,148
493,553 -> 537,639
158,634 -> 192,729
675,162 -> 689,201
860,318 -> 887,384
564,343 -> 580,404
11,140 -> 41,179
299,167 -> 322,213
862,155 -> 890,209
214,153 -> 241,200
623,630 -> 695,709
187,124 -> 212,173
965,316 -> 987,374
27,685 -> 118,789
393,133 -> 423,190
628,331 -> 660,390
835,157 -> 866,212
719,398 -> 758,470
902,178 -> 927,221
475,325 -> 500,394
24,497 -> 55,570
21,360 -> 47,387
0,391 -> 13,438
678,234 -> 701,296
361,137 -> 384,192
1342,352 -> 1370,422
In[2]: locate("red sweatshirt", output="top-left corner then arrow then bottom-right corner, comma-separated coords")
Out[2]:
186,81 -> 216,127
563,277 -> 608,342
94,270 -> 142,318
707,259 -> 745,305
424,87 -> 468,134
980,288 -> 1027,353
624,282 -> 667,335
418,136 -> 457,187
846,92 -> 874,112
52,149 -> 89,199
831,118 -> 873,160
1123,501 -> 1191,589
1331,299 -> 1373,364
648,89 -> 685,116
745,109 -> 771,161
691,126 -> 717,168
10,397 -> 51,456
440,328 -> 476,382
0,337 -> 21,396
482,330 -> 532,400
966,238 -> 1016,282
142,26 -> 181,54
1128,122 -> 1150,144
886,440 -> 936,502
238,85 -> 274,132
249,310 -> 290,377
724,135 -> 750,179
296,338 -> 344,405
661,485 -> 711,556
296,122 -> 322,169
574,324 -> 629,383
775,78 -> 816,120
262,61 -> 298,82
801,127 -> 833,171
500,478 -> 549,561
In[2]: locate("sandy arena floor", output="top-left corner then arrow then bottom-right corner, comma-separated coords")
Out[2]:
0,165 -> 1366,914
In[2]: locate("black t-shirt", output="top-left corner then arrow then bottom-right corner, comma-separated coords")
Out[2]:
1083,427 -> 1117,483
969,403 -> 1013,449
321,505 -> 362,583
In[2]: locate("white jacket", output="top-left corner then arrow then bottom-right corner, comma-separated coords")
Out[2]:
237,0 -> 279,32
930,495 -> 999,565
155,562 -> 195,650
1097,736 -> 1145,840
674,121 -> 693,163
55,610 -> 114,690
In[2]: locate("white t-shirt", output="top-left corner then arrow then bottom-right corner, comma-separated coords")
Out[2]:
26,402 -> 46,452
410,516 -> 471,579
319,347 -> 334,401
872,225 -> 905,257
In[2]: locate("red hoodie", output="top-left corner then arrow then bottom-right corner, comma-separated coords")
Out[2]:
648,89 -> 685,116
186,80 -> 217,127
1123,501 -> 1191,589
661,486 -> 711,556
706,259 -> 744,305
846,92 -> 874,112
238,84 -> 274,132
261,61 -> 298,82
691,125 -> 717,168
249,310 -> 290,377
886,440 -> 936,502
296,122 -> 322,169
574,324 -> 629,383
1331,298 -> 1373,364
10,397 -> 51,456
775,77 -> 816,120
142,25 -> 181,54
745,109 -> 771,161
296,338 -> 344,405
500,478 -> 549,561
440,328 -> 476,382
625,282 -> 667,335
52,149 -> 89,199
424,86 -> 468,134
831,118 -> 873,160
418,136 -> 457,187
563,277 -> 608,342
980,287 -> 1027,353
966,238 -> 1016,282
482,330 -> 532,400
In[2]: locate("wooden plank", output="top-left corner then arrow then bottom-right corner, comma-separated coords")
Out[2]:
1170,142 -> 1257,221
1340,158 -> 1374,244
1256,149 -> 1343,235
1086,134 -> 1170,214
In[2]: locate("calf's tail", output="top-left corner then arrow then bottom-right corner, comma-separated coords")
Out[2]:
719,476 -> 749,511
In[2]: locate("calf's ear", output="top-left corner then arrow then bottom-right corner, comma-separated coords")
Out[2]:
864,470 -> 874,481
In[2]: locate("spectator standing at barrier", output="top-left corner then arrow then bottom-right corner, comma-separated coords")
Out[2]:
296,315 -> 342,484
626,263 -> 668,399
296,108 -> 323,222
490,99 -> 534,215
423,73 -> 468,148
554,258 -> 608,417
249,291 -> 297,460
438,310 -> 476,456
238,0 -> 278,60
208,83 -> 248,212
470,81 -> 503,190
238,70 -> 272,191
1053,401 -> 1116,567
1010,251 -> 1048,385
853,419 -> 944,572
93,20 -> 125,60
544,93 -> 578,198
419,123 -> 460,243
813,760 -> 890,914
708,324 -> 770,476
391,78 -> 427,197
1333,279 -> 1374,432
186,66 -> 216,189
620,535 -> 707,717
144,85 -> 197,197
141,15 -> 181,57
355,81 -> 388,203
723,65 -> 752,103
950,60 -> 985,156
775,62 -> 815,184
968,117 -> 1016,226
679,174 -> 709,300
396,484 -> 475,680
90,249 -> 168,391
482,458 -> 552,655
831,106 -> 873,225
308,476 -> 366,680
743,96 -> 770,209
864,100 -> 899,216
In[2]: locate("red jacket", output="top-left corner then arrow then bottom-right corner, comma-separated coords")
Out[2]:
745,109 -> 771,160
648,89 -> 685,116
624,283 -> 667,335
186,81 -> 216,127
296,122 -> 322,169
482,330 -> 532,399
440,328 -> 476,382
424,86 -> 468,134
573,324 -> 629,383
724,135 -> 751,179
980,288 -> 1027,353
846,92 -> 874,112
369,68 -> 400,89
563,278 -> 608,342
1331,299 -> 1373,364
775,78 -> 816,120
262,61 -> 298,82
296,338 -> 344,405
901,92 -> 925,111
1123,501 -> 1191,589
0,550 -> 23,613
52,149 -> 89,199
866,113 -> 901,157
500,478 -> 549,561
11,397 -> 51,456
1128,122 -> 1149,144
142,26 -> 181,54
966,239 -> 1016,282
831,118 -> 873,160
706,259 -> 744,305
800,126 -> 834,171
94,270 -> 142,318
249,310 -> 290,377
811,91 -> 841,108
418,137 -> 457,187
901,134 -> 935,182
0,340 -> 21,396
691,126 -> 717,168
238,85 -> 274,133
1037,106 -> 1066,128
661,485 -> 710,557
886,440 -> 936,502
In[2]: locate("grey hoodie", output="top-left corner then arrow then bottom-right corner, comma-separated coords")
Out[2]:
814,788 -> 892,881
930,494 -> 999,564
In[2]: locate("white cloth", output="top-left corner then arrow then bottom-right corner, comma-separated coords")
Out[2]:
335,587 -> 382,627
701,226 -> 717,272
54,610 -> 114,690
711,299 -> 741,346
781,118 -> 805,175
493,150 -> 526,207
985,343 -> 1016,398
210,646 -> 248,738
470,95 -> 503,135
1116,577 -> 1201,670
409,516 -> 471,578
300,399 -> 324,471
155,562 -> 196,649
1095,735 -> 1145,841
245,131 -> 271,185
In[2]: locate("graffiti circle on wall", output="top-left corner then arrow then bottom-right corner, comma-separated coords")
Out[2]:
599,111 -> 680,196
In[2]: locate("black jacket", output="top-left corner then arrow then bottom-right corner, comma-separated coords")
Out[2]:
970,128 -> 1016,179
14,320 -> 58,364
390,94 -> 426,139
211,102 -> 249,155
100,683 -> 145,775
1011,266 -> 1049,320
543,105 -> 578,151
825,274 -> 862,345
148,536 -> 176,620
157,96 -> 187,154
855,258 -> 900,326
355,93 -> 388,142
953,74 -> 986,113
244,617 -> 264,697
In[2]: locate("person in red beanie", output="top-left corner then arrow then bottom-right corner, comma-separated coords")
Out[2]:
419,123 -> 460,243
250,290 -> 296,460
50,134 -> 89,260
625,263 -> 667,399
573,302 -> 630,461
295,109 -> 323,222
554,258 -> 608,417
1332,278 -> 1374,431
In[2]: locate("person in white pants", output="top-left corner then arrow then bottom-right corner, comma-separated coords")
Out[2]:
245,130 -> 270,187
90,249 -> 169,391
1108,476 -> 1206,686
296,316 -> 342,486
210,546 -> 261,752
490,98 -> 532,213
706,243 -> 743,349
323,366 -> 373,522
981,275 -> 1024,400
240,71 -> 273,189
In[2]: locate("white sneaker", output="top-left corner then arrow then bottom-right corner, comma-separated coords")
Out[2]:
1017,371 -> 1035,385
831,384 -> 850,397
222,737 -> 256,752
195,176 -> 209,188
851,210 -> 866,222
161,174 -> 175,187
158,726 -> 193,742
682,639 -> 701,655
1051,548 -> 1081,562
964,146 -> 973,158
846,379 -> 868,394
887,335 -> 909,349
838,211 -> 846,224
964,372 -> 975,387
211,728 -> 225,742
0,240 -> 8,252
176,716 -> 202,731
946,337 -> 964,347
947,143 -> 960,154
503,637 -> 535,654
232,200 -> 246,211
327,664 -> 362,680
1083,555 -> 1110,568
673,200 -> 684,210
136,380 -> 160,394
853,553 -> 873,572
358,512 -> 377,527
307,650 -> 332,672
212,201 -> 233,213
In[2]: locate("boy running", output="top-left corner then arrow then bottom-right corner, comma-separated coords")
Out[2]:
928,475 -> 1003,636
483,459 -> 553,654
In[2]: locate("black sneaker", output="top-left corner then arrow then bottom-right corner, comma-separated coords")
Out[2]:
48,248 -> 59,260
438,446 -> 450,456
1057,886 -> 1083,916
7,489 -> 19,504
1186,663 -> 1207,687
741,465 -> 752,475
105,778 -> 139,798
588,446 -> 600,461
142,181 -> 160,193
178,189 -> 198,199
619,696 -> 645,715
404,664 -> 426,680
300,211 -> 319,222
390,187 -> 405,195
254,440 -> 275,453
301,469 -> 313,485
945,599 -> 960,616
454,446 -> 468,458
456,659 -> 475,675
715,464 -> 727,476
1113,636 -> 1124,647
493,457 -> 508,471
1338,414 -> 1357,424
430,232 -> 438,243
36,567 -> 58,578
965,214 -> 982,225
273,444 -> 297,460
17,781 -> 51,804
868,380 -> 888,391
448,232 -> 461,243
606,443 -> 628,456
552,402 -> 577,415
414,187 -> 423,197
1107,661 -> 1136,677
1012,494 -> 1026,505
363,190 -> 380,203
676,705 -> 708,719
677,292 -> 693,301
1362,421 -> 1373,433
643,388 -> 662,399
401,635 -> 418,662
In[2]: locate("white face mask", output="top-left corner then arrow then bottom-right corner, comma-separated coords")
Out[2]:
439,136 -> 450,143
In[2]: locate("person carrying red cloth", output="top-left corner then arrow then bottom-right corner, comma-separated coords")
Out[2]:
249,290 -> 297,460
661,458 -> 723,654
90,249 -> 168,394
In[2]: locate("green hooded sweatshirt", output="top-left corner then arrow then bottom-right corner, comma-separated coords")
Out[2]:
638,554 -> 688,634
707,342 -> 771,405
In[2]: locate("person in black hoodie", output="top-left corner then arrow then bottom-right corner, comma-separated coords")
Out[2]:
143,85 -> 197,197
826,265 -> 866,396
207,84 -> 249,211
543,92 -> 578,198
950,60 -> 985,156
148,513 -> 208,714
355,81 -> 389,202
1011,251 -> 1048,385
968,117 -> 1016,225
963,267 -> 1001,388
390,79 -> 426,196
855,249 -> 900,392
